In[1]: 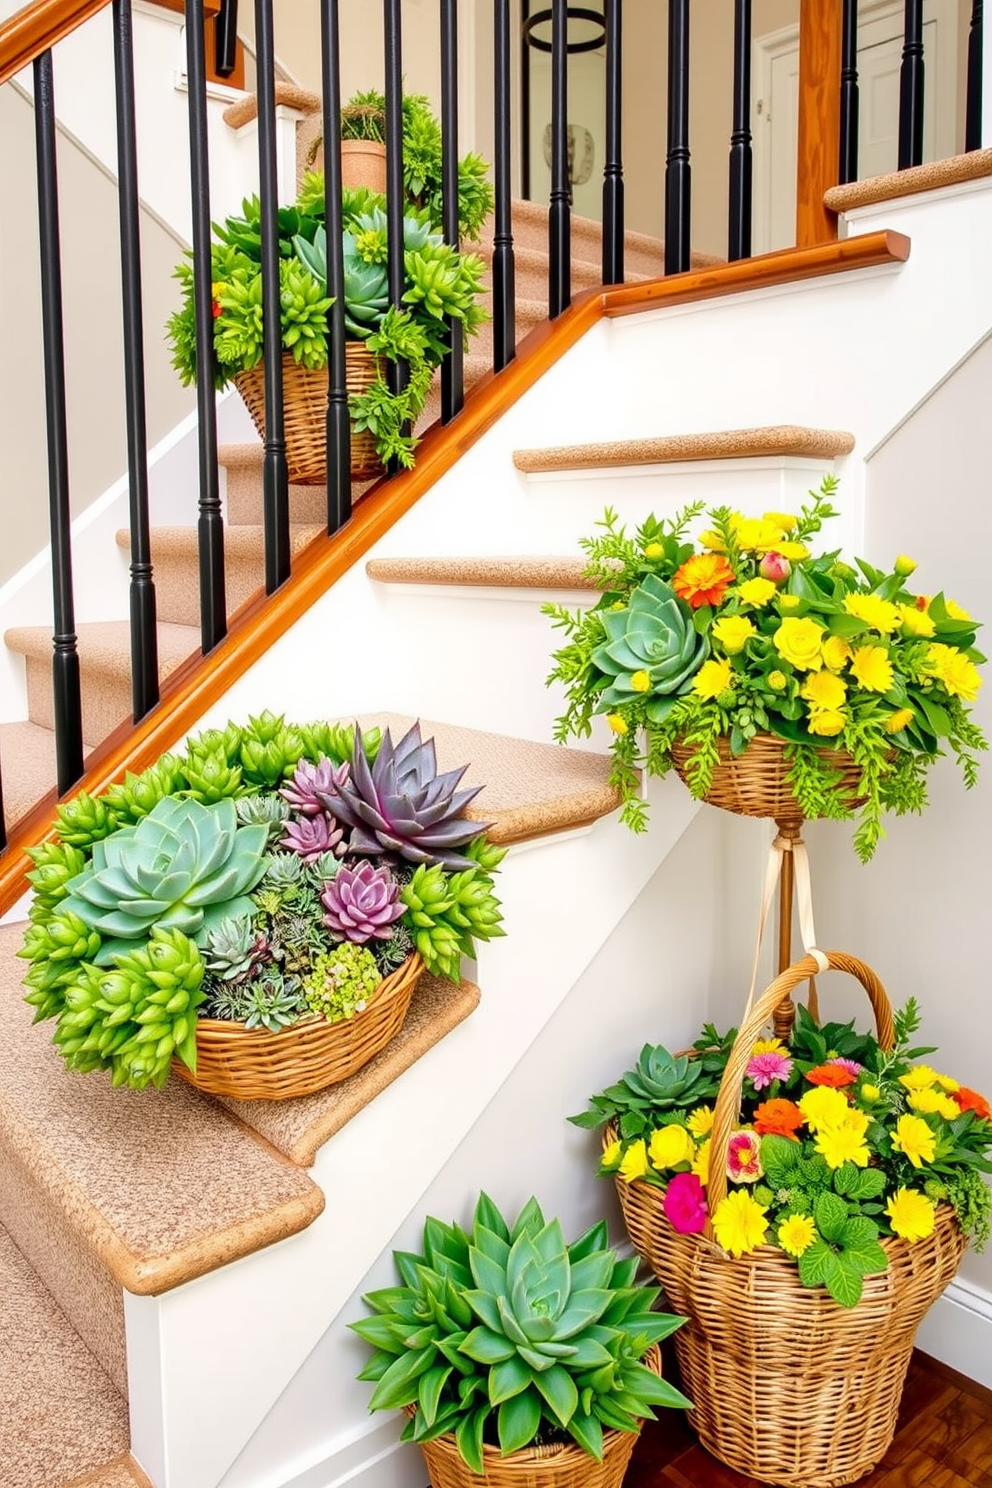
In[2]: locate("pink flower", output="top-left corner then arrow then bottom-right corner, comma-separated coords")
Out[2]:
746,1051 -> 793,1089
727,1130 -> 763,1183
662,1172 -> 708,1234
829,1057 -> 864,1076
760,551 -> 792,583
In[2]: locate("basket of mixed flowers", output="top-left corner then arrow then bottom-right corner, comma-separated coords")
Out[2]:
19,716 -> 504,1101
571,956 -> 992,1486
545,477 -> 986,859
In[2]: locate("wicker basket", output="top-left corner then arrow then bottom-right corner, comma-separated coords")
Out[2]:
670,732 -> 866,822
172,952 -> 424,1101
234,343 -> 384,485
610,952 -> 967,1487
412,1345 -> 661,1488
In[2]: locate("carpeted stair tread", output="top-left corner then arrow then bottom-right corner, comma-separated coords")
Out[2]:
117,523 -> 324,559
357,713 -> 621,841
0,922 -> 324,1295
367,555 -> 599,590
0,721 -> 90,832
512,424 -> 858,474
0,1223 -> 129,1488
218,974 -> 480,1166
5,619 -> 198,675
824,147 -> 992,213
219,443 -> 379,526
62,1457 -> 154,1488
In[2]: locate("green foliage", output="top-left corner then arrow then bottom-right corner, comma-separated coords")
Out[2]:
571,1044 -> 722,1141
400,848 -> 505,979
302,942 -> 382,1021
205,967 -> 308,1032
350,1194 -> 690,1471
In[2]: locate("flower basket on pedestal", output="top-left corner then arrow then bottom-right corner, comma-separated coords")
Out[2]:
670,731 -> 868,823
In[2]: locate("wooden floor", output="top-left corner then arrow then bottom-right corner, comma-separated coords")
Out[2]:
627,1350 -> 992,1488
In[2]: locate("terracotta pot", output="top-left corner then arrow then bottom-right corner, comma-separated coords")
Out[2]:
309,139 -> 388,196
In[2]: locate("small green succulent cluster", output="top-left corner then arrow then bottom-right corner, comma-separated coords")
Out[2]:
22,717 -> 503,1088
351,1193 -> 690,1472
570,1043 -> 724,1142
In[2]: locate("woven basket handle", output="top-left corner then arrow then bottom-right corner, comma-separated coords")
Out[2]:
704,951 -> 895,1223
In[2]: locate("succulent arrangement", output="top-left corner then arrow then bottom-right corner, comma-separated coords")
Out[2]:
20,716 -> 504,1090
546,479 -> 987,859
350,1193 -> 690,1472
166,180 -> 488,469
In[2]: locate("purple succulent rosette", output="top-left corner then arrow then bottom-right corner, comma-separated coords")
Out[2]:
279,812 -> 345,862
281,757 -> 350,817
321,860 -> 405,943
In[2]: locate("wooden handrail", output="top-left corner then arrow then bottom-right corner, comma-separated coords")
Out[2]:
0,229 -> 910,916
1,0 -> 221,88
796,0 -> 843,247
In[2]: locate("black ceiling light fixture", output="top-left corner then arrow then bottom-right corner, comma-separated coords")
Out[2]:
520,4 -> 606,200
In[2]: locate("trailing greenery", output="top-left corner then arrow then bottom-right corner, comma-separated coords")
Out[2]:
350,1193 -> 690,1472
545,480 -> 987,859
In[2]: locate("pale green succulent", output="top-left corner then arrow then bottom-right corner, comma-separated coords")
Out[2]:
591,575 -> 708,722
202,914 -> 262,981
59,796 -> 269,962
571,1043 -> 721,1141
236,792 -> 291,841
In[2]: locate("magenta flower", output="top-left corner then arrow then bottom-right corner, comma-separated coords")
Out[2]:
746,1051 -> 793,1089
662,1172 -> 708,1234
829,1057 -> 864,1076
727,1130 -> 763,1183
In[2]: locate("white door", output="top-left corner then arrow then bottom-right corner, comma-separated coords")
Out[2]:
753,0 -> 959,254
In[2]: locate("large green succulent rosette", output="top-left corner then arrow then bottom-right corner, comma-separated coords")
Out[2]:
591,574 -> 708,723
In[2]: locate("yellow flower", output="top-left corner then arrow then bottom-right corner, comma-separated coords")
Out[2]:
894,555 -> 917,577
606,714 -> 628,735
737,577 -> 777,608
687,1105 -> 715,1137
618,1140 -> 651,1182
693,658 -> 734,700
885,708 -> 915,734
712,615 -> 757,654
908,1088 -> 961,1121
767,671 -> 788,691
814,1116 -> 871,1170
763,511 -> 799,532
630,670 -> 651,693
899,1066 -> 940,1092
711,1190 -> 769,1257
807,708 -> 847,737
925,644 -> 982,701
843,593 -> 902,633
849,645 -> 894,693
945,599 -> 971,621
775,541 -> 809,561
798,1086 -> 850,1132
899,604 -> 935,638
698,529 -> 727,553
886,1188 -> 937,1243
774,617 -> 826,670
601,1140 -> 622,1170
779,595 -> 802,612
802,671 -> 847,709
935,1074 -> 960,1092
649,1124 -> 696,1170
891,1114 -> 937,1168
821,635 -> 852,671
643,542 -> 664,560
860,1083 -> 881,1103
778,1213 -> 817,1258
734,517 -> 789,553
751,1038 -> 785,1055
691,1138 -> 711,1186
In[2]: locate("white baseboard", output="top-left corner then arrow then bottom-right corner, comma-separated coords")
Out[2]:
915,1276 -> 992,1389
273,1419 -> 423,1488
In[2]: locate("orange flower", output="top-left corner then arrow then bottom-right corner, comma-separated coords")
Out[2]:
953,1086 -> 992,1122
805,1064 -> 858,1089
672,553 -> 735,610
754,1098 -> 805,1141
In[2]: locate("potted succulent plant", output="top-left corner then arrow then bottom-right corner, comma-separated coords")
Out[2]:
307,87 -> 495,242
20,716 -> 504,1098
350,1192 -> 691,1488
166,179 -> 488,481
545,477 -> 987,859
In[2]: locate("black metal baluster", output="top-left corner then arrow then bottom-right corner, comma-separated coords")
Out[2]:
384,0 -> 407,418
839,0 -> 860,184
520,0 -> 532,200
727,0 -> 752,261
112,0 -> 159,722
493,0 -> 516,369
898,0 -> 925,170
665,0 -> 691,275
0,761 -> 7,852
320,0 -> 350,532
548,0 -> 570,316
440,0 -> 463,422
185,0 -> 226,649
966,1 -> 984,151
215,0 -> 239,77
254,0 -> 290,590
33,51 -> 84,795
602,0 -> 624,283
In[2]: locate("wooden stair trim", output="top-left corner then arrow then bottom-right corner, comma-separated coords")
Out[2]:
0,228 -> 908,915
0,0 -> 220,87
512,425 -> 857,475
824,149 -> 992,213
366,556 -> 599,590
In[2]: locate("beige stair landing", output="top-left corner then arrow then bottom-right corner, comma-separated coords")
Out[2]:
513,424 -> 857,475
